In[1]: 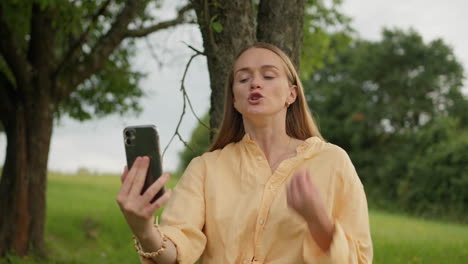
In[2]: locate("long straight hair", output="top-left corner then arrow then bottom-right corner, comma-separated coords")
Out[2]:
209,42 -> 323,151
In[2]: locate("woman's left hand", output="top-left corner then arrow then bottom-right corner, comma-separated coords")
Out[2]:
286,170 -> 334,251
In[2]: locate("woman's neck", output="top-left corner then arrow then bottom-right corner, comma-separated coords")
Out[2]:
244,115 -> 288,150
243,115 -> 300,172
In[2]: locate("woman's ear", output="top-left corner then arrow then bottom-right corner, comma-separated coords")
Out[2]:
289,84 -> 298,104
233,96 -> 238,111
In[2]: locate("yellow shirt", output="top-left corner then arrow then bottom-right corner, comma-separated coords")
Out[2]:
141,134 -> 373,264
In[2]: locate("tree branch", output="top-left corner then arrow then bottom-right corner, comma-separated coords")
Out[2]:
54,0 -> 112,75
58,0 -> 147,100
58,1 -> 195,102
182,41 -> 206,55
0,4 -> 31,90
145,37 -> 163,68
124,3 -> 193,38
162,44 -> 212,157
162,51 -> 200,158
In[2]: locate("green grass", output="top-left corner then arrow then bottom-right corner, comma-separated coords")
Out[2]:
1,172 -> 467,264
2,172 -> 179,264
370,211 -> 468,264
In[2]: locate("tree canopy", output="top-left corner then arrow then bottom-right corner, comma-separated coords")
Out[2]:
306,28 -> 467,151
305,28 -> 468,220
0,0 -> 192,256
1,0 -> 192,122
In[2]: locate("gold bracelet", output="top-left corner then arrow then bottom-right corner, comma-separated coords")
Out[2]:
133,223 -> 168,259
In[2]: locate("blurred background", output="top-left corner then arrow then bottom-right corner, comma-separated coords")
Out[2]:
0,0 -> 467,174
0,0 -> 467,263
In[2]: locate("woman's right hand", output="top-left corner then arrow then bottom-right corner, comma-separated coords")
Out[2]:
116,156 -> 172,239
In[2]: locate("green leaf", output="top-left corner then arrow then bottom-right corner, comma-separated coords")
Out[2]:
211,21 -> 223,33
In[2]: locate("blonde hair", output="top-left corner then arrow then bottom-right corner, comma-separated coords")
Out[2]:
209,42 -> 323,151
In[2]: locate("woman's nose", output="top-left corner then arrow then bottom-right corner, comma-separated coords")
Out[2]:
250,76 -> 262,89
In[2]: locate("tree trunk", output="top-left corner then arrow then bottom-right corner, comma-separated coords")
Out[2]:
192,0 -> 306,139
0,95 -> 54,257
256,0 -> 306,68
192,0 -> 256,139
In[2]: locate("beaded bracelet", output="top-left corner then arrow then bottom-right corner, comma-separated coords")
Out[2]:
133,223 -> 168,259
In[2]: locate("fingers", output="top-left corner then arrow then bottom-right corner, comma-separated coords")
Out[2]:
287,170 -> 311,209
145,189 -> 172,216
298,171 -> 309,193
286,177 -> 293,205
142,173 -> 170,202
293,171 -> 302,193
292,172 -> 303,205
305,170 -> 311,181
121,165 -> 128,183
118,161 -> 138,198
117,156 -> 149,202
287,171 -> 300,208
129,156 -> 151,196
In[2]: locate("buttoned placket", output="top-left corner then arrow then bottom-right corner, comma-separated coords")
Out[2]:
243,135 -> 308,264
250,157 -> 297,264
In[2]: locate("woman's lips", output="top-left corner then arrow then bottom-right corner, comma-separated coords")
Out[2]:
248,92 -> 263,105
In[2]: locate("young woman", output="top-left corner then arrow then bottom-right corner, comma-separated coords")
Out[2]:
117,42 -> 373,264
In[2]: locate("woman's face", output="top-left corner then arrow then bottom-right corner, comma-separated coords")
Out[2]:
232,48 -> 297,118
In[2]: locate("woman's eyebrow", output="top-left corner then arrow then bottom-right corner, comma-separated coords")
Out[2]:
234,65 -> 279,75
261,65 -> 280,71
234,67 -> 251,75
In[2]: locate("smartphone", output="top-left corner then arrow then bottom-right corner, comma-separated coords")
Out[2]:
123,125 -> 164,202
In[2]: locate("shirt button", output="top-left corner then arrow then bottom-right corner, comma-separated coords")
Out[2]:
269,184 -> 274,190
256,155 -> 262,161
259,219 -> 264,225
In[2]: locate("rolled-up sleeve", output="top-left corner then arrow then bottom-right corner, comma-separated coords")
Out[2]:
303,149 -> 373,264
159,156 -> 207,264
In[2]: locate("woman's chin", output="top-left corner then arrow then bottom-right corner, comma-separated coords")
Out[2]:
241,106 -> 287,118
243,108 -> 267,116
243,111 -> 281,122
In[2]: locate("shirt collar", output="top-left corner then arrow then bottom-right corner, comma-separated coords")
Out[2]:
240,133 -> 323,159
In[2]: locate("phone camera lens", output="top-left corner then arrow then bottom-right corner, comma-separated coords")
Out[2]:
125,138 -> 132,146
125,129 -> 136,139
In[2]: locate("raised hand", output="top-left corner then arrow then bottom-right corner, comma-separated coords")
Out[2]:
286,170 -> 334,252
116,156 -> 172,239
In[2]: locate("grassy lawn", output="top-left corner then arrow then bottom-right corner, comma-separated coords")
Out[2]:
370,211 -> 468,264
1,173 -> 467,263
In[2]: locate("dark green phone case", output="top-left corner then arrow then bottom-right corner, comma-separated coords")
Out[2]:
123,125 -> 164,201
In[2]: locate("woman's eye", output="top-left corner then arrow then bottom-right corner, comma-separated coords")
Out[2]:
264,76 -> 274,79
239,78 -> 248,83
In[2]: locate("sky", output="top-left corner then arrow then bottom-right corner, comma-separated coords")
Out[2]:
1,0 -> 467,174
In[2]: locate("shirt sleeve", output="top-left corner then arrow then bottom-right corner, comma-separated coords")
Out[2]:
303,149 -> 373,264
158,156 -> 208,264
